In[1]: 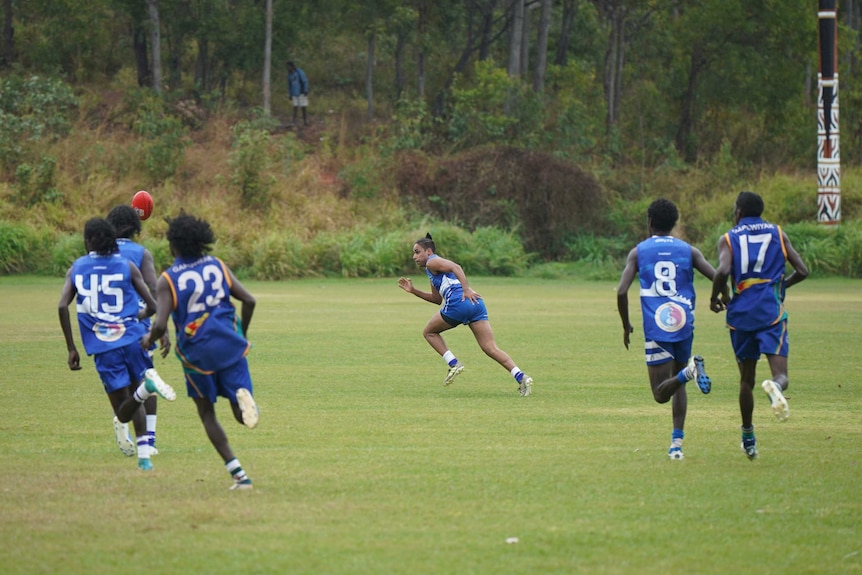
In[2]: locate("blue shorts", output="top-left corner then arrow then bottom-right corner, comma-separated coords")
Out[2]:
183,357 -> 253,404
644,337 -> 692,367
93,342 -> 152,394
730,320 -> 788,361
441,298 -> 489,326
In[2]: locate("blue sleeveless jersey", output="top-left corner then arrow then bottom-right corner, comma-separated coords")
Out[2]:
723,216 -> 788,331
70,252 -> 146,355
116,238 -> 151,330
636,236 -> 696,343
425,254 -> 465,315
163,255 -> 250,374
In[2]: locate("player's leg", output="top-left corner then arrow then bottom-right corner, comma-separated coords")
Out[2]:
645,349 -> 686,459
108,386 -> 150,469
468,319 -> 532,395
759,322 -> 790,422
192,396 -> 252,490
423,312 -> 456,355
423,312 -> 465,386
729,329 -> 759,459
738,358 -> 759,459
144,395 -> 158,454
762,354 -> 790,422
220,359 -> 258,429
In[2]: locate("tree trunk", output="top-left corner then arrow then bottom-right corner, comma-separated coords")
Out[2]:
479,0 -> 498,60
195,39 -> 208,93
603,4 -> 625,132
263,0 -> 272,115
533,0 -> 551,92
166,26 -> 183,90
416,0 -> 429,97
133,24 -> 150,87
508,0 -> 524,77
395,31 -> 406,100
366,32 -> 375,120
520,1 -> 531,77
675,43 -> 706,162
432,3 -> 479,116
417,50 -> 426,97
1,0 -> 13,68
845,0 -> 859,76
146,0 -> 162,93
554,0 -> 575,66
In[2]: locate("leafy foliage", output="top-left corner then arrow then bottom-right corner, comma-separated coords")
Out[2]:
229,121 -> 275,209
129,92 -> 189,183
0,74 -> 77,185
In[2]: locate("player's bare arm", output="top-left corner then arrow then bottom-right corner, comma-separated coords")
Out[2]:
710,236 -> 732,312
142,275 -> 173,349
616,247 -> 639,349
692,246 -> 727,310
782,232 -> 809,289
129,262 -> 157,319
426,256 -> 479,302
227,268 -> 255,336
398,276 -> 442,305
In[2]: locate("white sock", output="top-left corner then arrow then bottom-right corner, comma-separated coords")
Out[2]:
226,458 -> 248,482
146,415 -> 157,445
133,382 -> 150,403
510,366 -> 524,382
136,436 -> 150,459
442,350 -> 457,367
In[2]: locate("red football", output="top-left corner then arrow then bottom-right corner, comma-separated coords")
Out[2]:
131,190 -> 154,221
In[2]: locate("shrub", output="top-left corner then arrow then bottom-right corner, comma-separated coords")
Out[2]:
229,121 -> 274,209
13,155 -> 61,206
50,232 -> 85,276
0,74 -> 77,180
129,92 -> 189,183
0,221 -> 39,273
785,221 -> 862,278
396,147 -> 607,259
251,233 -> 312,279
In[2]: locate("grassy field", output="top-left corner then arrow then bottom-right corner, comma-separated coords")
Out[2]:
1,276 -> 860,575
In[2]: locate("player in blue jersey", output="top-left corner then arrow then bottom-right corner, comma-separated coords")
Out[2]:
59,218 -> 177,471
709,191 -> 808,460
141,213 -> 259,490
106,205 -> 171,456
398,233 -> 533,396
617,199 -> 725,460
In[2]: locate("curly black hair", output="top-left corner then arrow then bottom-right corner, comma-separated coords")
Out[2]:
166,213 -> 215,258
106,204 -> 142,239
735,191 -> 764,218
84,218 -> 118,255
647,198 -> 679,234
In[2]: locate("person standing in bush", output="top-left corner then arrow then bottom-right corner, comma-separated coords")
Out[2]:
398,233 -> 534,396
58,217 -> 176,472
709,190 -> 808,461
141,213 -> 260,490
106,204 -> 171,457
617,198 -> 722,460
287,61 -> 309,126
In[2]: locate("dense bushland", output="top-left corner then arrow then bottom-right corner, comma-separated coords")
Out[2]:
1,73 -> 861,280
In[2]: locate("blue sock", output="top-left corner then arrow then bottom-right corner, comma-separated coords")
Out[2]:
672,428 -> 684,441
677,369 -> 689,384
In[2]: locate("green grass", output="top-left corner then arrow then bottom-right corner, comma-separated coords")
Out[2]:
1,276 -> 861,575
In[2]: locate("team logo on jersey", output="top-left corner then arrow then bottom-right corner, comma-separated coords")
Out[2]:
93,322 -> 125,342
654,302 -> 686,333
